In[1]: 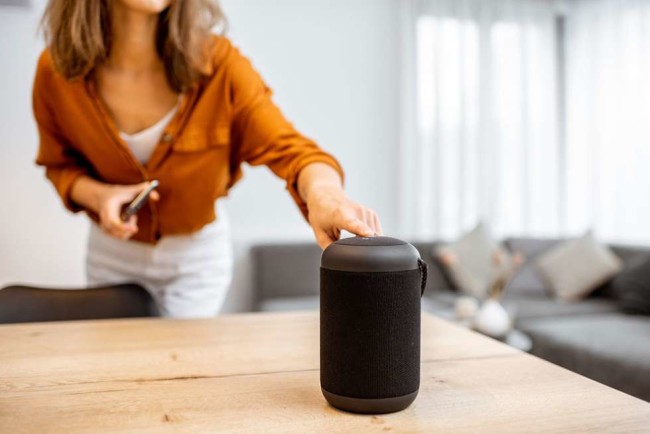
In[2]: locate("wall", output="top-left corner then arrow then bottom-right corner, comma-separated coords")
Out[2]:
0,0 -> 400,312
0,2 -> 89,289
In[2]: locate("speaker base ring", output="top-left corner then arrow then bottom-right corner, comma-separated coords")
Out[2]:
321,388 -> 418,414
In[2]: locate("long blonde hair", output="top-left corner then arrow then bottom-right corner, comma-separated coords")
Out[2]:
41,0 -> 227,92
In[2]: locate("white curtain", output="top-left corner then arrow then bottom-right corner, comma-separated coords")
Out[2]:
565,0 -> 650,244
400,0 -> 560,240
402,0 -> 650,245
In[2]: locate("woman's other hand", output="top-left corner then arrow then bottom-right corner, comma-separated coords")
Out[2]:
71,177 -> 159,240
96,183 -> 159,239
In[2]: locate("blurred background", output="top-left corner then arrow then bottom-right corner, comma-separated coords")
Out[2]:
1,0 -> 649,311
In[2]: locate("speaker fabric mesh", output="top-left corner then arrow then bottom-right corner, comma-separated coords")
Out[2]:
320,268 -> 421,399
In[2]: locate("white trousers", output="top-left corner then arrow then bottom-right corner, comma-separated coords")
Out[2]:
86,206 -> 233,318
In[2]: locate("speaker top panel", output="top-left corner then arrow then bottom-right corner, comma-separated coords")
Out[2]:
335,236 -> 407,247
321,236 -> 421,272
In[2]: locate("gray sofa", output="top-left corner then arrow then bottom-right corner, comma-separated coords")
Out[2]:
251,238 -> 650,402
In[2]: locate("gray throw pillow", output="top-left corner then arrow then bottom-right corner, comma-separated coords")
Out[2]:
535,232 -> 623,301
434,223 -> 509,299
609,256 -> 650,315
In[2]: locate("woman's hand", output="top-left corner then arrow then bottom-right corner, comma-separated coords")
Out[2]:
298,163 -> 383,249
306,185 -> 383,249
96,183 -> 159,239
71,176 -> 159,240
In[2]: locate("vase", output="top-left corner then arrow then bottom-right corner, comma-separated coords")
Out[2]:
474,299 -> 511,338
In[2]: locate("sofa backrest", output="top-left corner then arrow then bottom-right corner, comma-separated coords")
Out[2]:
504,237 -> 650,296
251,240 -> 454,308
609,244 -> 650,265
503,238 -> 564,295
251,243 -> 322,302
505,237 -> 650,266
504,238 -> 564,261
251,237 -> 650,306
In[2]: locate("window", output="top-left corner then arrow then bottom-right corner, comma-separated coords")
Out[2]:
410,2 -> 559,239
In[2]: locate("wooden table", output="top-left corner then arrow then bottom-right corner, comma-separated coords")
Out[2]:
1,312 -> 649,433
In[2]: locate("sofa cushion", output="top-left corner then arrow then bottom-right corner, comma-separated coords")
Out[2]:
534,233 -> 622,301
521,314 -> 650,402
505,292 -> 619,324
421,287 -> 619,325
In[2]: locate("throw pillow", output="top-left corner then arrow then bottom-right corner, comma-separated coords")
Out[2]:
434,223 -> 510,299
535,232 -> 623,301
609,256 -> 650,315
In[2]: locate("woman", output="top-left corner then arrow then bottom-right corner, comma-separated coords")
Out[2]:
34,0 -> 382,318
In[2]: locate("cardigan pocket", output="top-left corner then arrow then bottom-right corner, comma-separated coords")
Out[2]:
173,124 -> 230,152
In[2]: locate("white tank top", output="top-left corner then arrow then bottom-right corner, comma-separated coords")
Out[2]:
93,104 -> 229,256
119,105 -> 179,164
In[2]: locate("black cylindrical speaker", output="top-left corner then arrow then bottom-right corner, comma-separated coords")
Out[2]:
320,236 -> 427,414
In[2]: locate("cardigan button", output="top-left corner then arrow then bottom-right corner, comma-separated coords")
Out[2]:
161,133 -> 173,144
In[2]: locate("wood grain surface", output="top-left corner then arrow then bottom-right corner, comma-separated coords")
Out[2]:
0,312 -> 648,433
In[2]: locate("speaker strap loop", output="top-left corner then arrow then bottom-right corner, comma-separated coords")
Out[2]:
418,259 -> 428,297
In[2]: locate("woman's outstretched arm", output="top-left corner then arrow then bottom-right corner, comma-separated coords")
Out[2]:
298,162 -> 382,249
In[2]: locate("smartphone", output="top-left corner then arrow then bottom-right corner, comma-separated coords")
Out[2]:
121,180 -> 159,222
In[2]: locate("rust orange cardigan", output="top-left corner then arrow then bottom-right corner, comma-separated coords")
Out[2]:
33,36 -> 343,244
